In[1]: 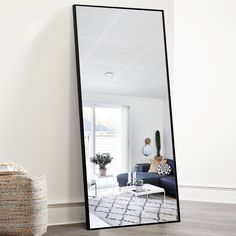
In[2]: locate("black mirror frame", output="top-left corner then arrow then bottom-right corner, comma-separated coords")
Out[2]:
72,4 -> 180,230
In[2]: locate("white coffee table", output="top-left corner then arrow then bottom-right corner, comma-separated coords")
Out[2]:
120,184 -> 165,203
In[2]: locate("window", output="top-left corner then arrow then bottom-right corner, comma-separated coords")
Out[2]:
83,105 -> 129,178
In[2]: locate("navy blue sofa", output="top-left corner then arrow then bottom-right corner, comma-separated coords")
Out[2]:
117,159 -> 177,196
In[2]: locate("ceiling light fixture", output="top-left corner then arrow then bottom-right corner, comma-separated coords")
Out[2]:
104,72 -> 114,79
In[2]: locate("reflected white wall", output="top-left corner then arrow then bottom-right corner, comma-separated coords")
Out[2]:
83,92 -> 164,169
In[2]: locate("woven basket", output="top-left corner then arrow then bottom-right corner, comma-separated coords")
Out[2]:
0,164 -> 47,236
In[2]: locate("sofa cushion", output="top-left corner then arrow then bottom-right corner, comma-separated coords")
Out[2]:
157,163 -> 171,175
159,175 -> 176,191
148,159 -> 166,173
135,163 -> 150,172
166,159 -> 175,176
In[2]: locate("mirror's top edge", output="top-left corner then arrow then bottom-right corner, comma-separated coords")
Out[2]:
72,4 -> 164,13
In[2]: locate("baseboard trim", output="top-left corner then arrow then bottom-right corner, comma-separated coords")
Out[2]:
179,185 -> 236,204
179,185 -> 236,191
48,221 -> 84,226
48,202 -> 84,208
47,201 -> 85,226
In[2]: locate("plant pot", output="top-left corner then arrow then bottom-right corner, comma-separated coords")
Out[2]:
154,155 -> 163,161
99,168 -> 107,176
135,185 -> 143,192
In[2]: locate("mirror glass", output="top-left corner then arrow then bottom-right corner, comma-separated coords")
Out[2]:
142,138 -> 153,156
73,5 -> 180,229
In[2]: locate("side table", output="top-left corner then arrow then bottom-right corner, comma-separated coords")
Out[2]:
92,175 -> 115,196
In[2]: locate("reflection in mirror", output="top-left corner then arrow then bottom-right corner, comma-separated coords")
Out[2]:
142,138 -> 153,156
73,5 -> 180,230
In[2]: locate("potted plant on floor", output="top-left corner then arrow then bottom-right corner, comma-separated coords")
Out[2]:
90,152 -> 113,176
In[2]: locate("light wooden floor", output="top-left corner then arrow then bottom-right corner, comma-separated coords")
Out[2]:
47,201 -> 236,236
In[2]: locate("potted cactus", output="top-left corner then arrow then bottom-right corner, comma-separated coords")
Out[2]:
155,130 -> 162,160
90,152 -> 113,176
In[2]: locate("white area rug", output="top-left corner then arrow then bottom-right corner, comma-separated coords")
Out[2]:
89,193 -> 178,226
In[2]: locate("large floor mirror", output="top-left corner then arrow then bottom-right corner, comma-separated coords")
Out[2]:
73,4 -> 180,230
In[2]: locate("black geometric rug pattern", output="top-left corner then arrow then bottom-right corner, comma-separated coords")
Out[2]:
89,193 -> 178,226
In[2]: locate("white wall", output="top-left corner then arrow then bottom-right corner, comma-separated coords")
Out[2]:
83,93 -> 164,167
174,0 -> 236,203
0,0 -> 174,225
0,0 -> 85,225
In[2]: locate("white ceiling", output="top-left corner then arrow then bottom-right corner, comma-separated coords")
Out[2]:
76,6 -> 168,99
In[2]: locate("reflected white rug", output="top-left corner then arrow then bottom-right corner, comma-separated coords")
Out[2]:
89,193 -> 178,226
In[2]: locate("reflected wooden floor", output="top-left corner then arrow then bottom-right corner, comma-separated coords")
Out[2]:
46,201 -> 236,236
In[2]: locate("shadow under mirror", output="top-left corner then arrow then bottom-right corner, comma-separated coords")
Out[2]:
73,4 -> 180,230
